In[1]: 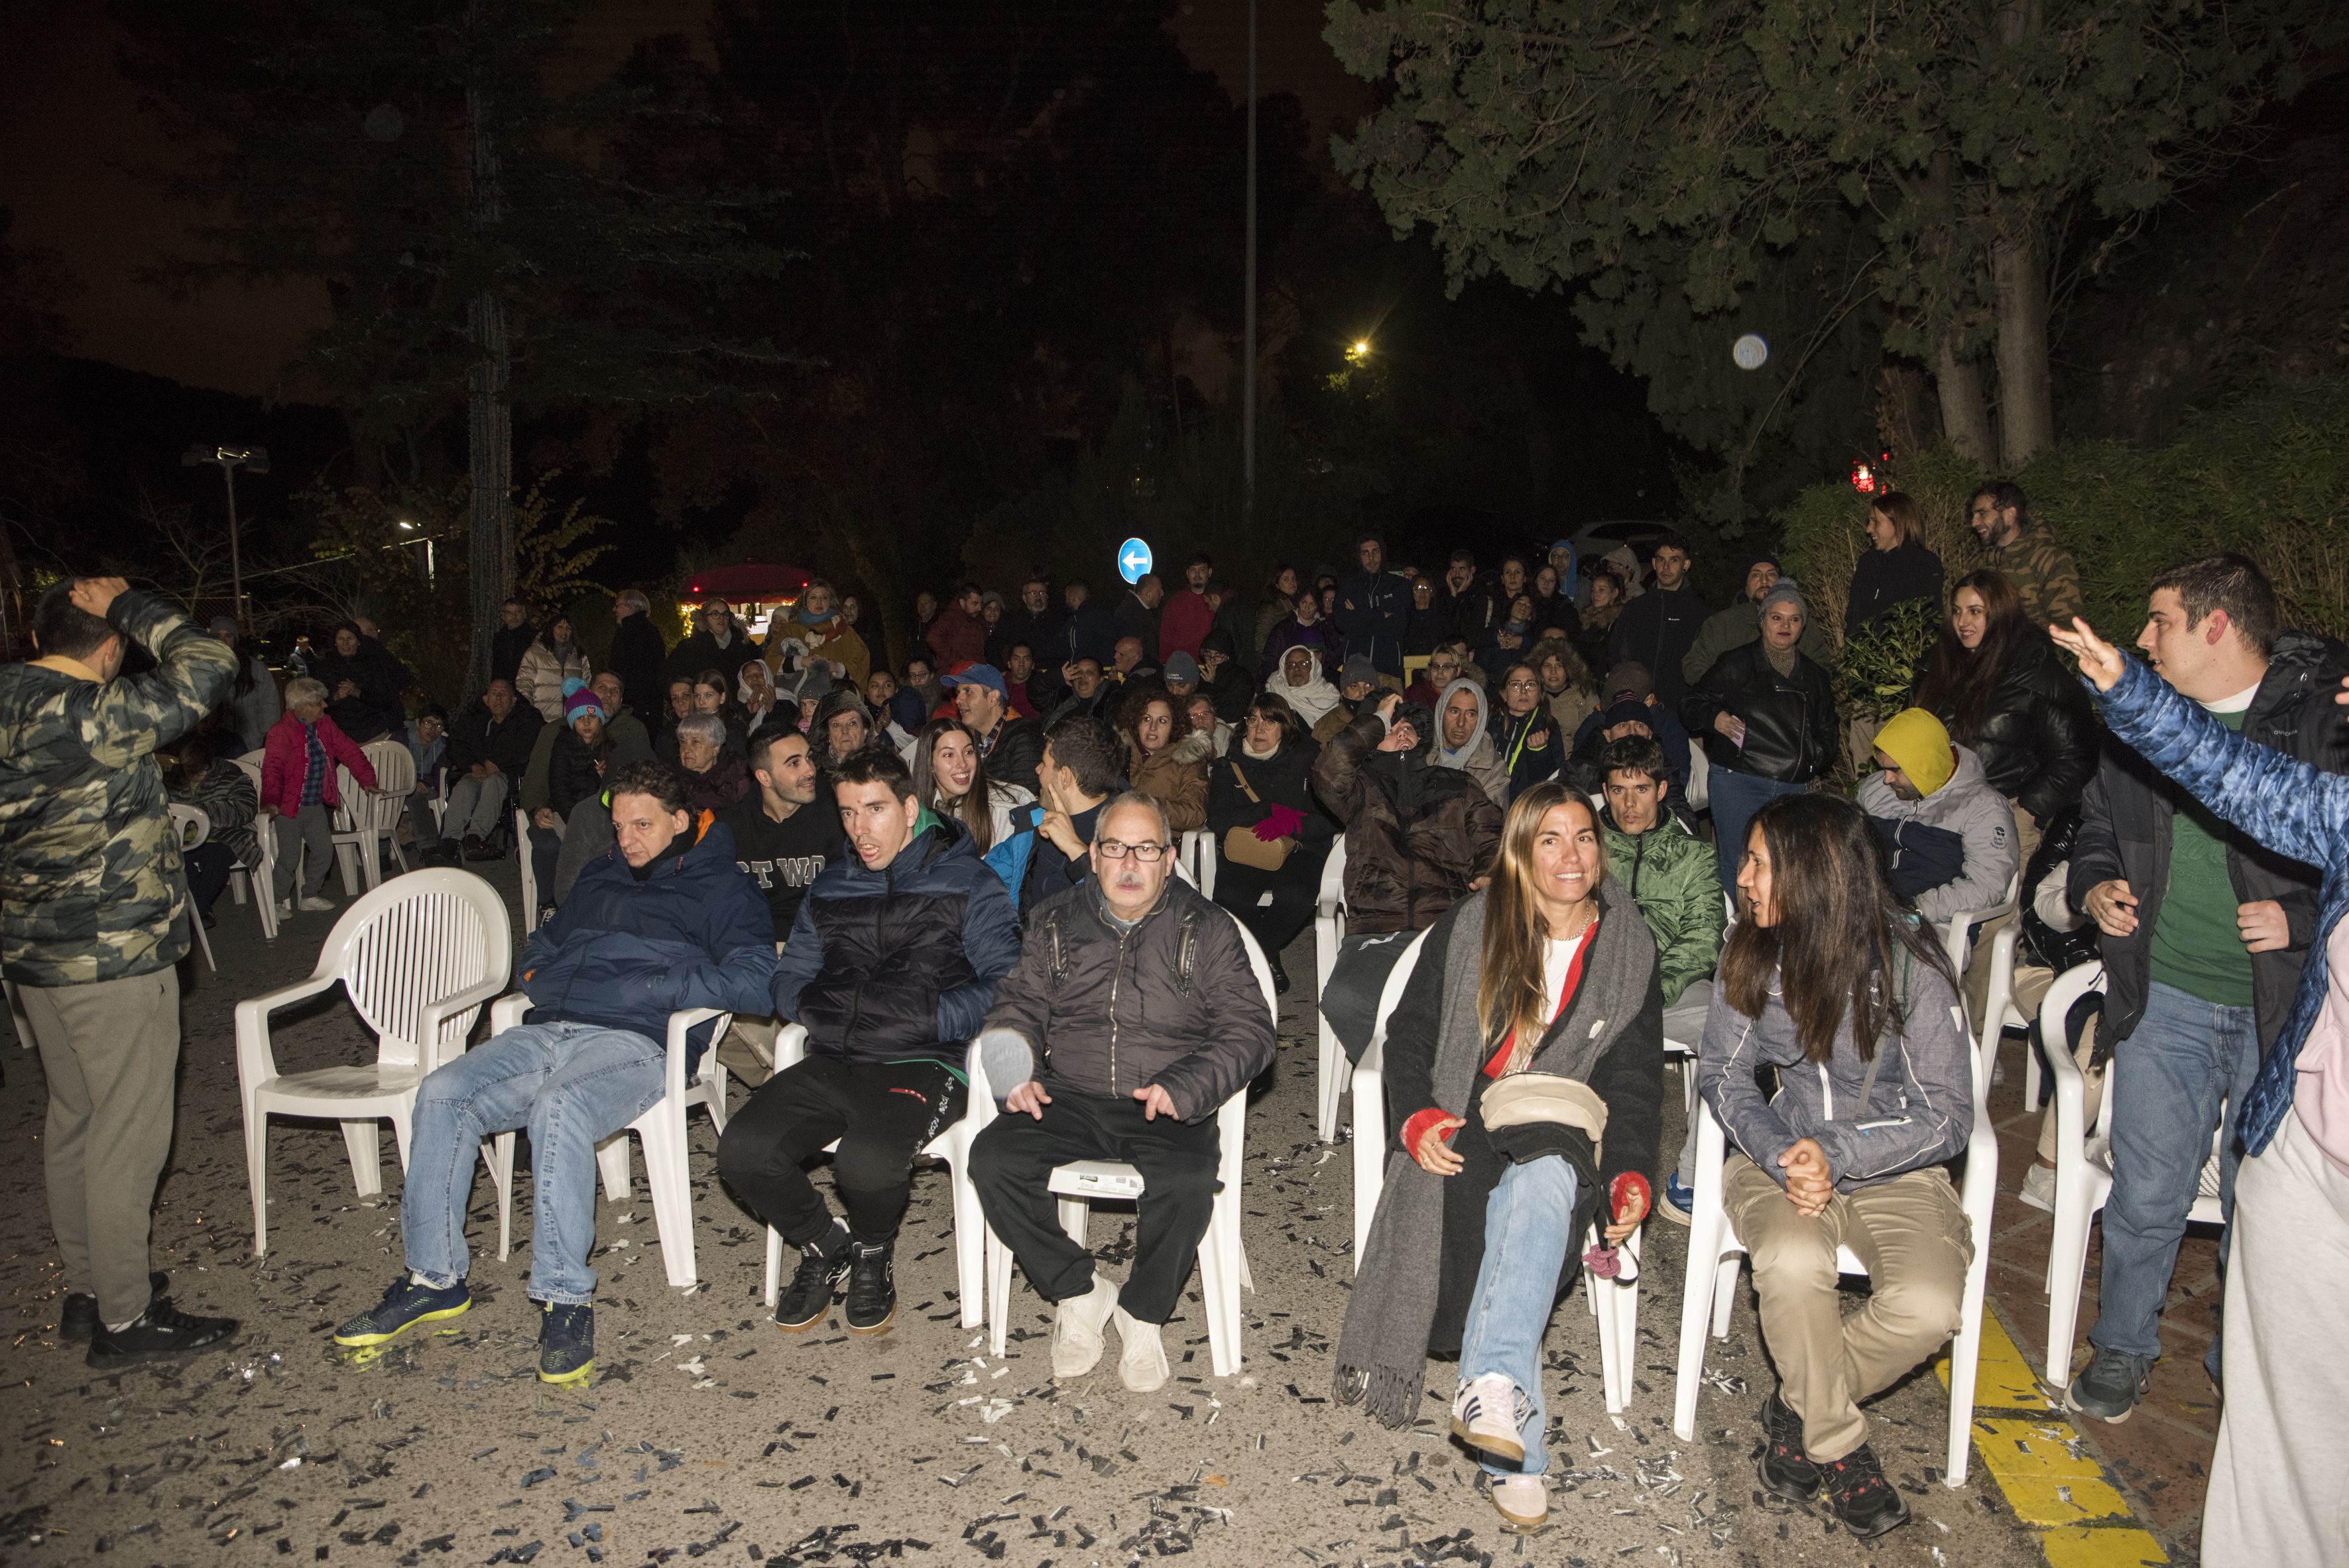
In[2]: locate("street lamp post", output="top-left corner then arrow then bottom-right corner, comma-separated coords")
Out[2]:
1242,0 -> 1257,518
182,444 -> 269,627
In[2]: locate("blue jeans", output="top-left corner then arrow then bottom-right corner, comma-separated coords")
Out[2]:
401,1021 -> 666,1305
1706,768 -> 1807,894
1458,1155 -> 1581,1477
2091,981 -> 2259,1368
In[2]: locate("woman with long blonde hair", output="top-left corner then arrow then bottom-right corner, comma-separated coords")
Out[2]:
1337,780 -> 1663,1533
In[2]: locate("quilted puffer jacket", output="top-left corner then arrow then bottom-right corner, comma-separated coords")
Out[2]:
1311,710 -> 1504,935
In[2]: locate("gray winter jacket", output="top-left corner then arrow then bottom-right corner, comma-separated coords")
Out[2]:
981,876 -> 1276,1122
1695,953 -> 1971,1192
1856,743 -> 2019,926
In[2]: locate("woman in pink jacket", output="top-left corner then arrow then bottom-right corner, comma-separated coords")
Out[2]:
259,676 -> 379,914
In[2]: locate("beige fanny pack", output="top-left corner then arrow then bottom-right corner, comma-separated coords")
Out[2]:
1479,1073 -> 1609,1164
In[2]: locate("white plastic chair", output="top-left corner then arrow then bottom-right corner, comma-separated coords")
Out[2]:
515,807 -> 542,934
2037,961 -> 2226,1386
1312,839 -> 1351,1142
234,869 -> 513,1256
168,804 -> 217,973
228,754 -> 279,939
1179,828 -> 1217,900
757,1024 -> 997,1329
1350,928 -> 1644,1413
483,994 -> 734,1288
332,740 -> 416,896
984,918 -> 1275,1376
1672,1002 -> 1998,1487
1938,872 -> 2019,1008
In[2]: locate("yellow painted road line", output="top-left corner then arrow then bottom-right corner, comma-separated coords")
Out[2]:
1935,1300 -> 2170,1565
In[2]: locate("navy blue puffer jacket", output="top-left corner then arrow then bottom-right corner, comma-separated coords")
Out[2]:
518,815 -> 776,1071
772,820 -> 1024,1067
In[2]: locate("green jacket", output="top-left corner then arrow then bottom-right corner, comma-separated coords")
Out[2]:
1600,812 -> 1723,1008
0,590 -> 237,985
1681,599 -> 1835,689
1981,518 -> 2084,631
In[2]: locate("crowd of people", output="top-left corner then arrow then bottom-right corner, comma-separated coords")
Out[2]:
6,474 -> 2341,1561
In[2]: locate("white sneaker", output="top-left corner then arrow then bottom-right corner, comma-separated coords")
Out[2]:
274,898 -> 294,918
2018,1163 -> 2057,1213
1112,1305 -> 1169,1393
1490,1474 -> 1547,1531
298,894 -> 336,912
1050,1278 -> 1119,1379
1449,1373 -> 1525,1464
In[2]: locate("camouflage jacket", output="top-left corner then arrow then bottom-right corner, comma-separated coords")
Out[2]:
0,591 -> 238,986
1983,519 -> 2084,630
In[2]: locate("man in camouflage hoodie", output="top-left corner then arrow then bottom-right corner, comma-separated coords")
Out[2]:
1970,480 -> 2085,629
0,577 -> 241,1366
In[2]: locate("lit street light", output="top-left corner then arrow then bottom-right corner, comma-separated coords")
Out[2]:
1347,338 -> 1372,363
182,444 -> 268,627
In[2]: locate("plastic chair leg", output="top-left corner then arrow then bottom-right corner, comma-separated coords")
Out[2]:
947,1158 -> 989,1329
1709,1253 -> 1740,1339
1236,1239 -> 1253,1294
597,1134 -> 632,1203
1197,1211 -> 1239,1376
1056,1197 -> 1089,1247
246,1105 -> 270,1258
190,915 -> 216,973
986,1235 -> 1014,1357
483,1133 -> 514,1262
637,1111 -> 698,1289
764,1226 -> 785,1308
343,1119 -> 385,1198
335,841 -> 364,900
390,1099 -> 414,1173
1315,1026 -> 1347,1144
1945,1268 -> 1990,1488
2043,1191 -> 2096,1386
701,1064 -> 731,1135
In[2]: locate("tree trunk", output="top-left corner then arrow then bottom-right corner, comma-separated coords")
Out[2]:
1934,341 -> 1997,467
1992,231 -> 2055,464
463,75 -> 514,700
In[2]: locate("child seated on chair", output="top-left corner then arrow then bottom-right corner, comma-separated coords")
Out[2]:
1695,792 -> 1972,1541
1335,781 -> 1660,1536
715,747 -> 1020,1338
968,792 -> 1274,1393
257,676 -> 377,916
332,760 -> 774,1385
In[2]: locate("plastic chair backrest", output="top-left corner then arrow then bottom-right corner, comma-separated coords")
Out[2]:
1366,928 -> 1431,1065
337,741 -> 414,832
231,753 -> 265,806
2037,960 -> 2110,1134
169,803 -> 210,849
1318,839 -> 1347,907
314,869 -> 514,1068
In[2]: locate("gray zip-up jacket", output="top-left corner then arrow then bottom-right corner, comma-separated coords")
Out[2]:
1856,743 -> 2019,926
1695,955 -> 1971,1191
981,876 -> 1276,1122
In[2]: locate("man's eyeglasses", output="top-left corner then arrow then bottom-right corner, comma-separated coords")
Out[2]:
1097,840 -> 1169,861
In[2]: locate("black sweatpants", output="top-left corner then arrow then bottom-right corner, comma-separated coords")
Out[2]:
969,1093 -> 1221,1325
716,1055 -> 965,1248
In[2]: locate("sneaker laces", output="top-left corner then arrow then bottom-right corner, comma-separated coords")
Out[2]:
1824,1445 -> 1892,1502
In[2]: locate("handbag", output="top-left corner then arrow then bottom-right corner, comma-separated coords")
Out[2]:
1220,758 -> 1294,871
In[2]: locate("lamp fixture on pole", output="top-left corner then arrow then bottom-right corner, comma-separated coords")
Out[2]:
182,444 -> 269,627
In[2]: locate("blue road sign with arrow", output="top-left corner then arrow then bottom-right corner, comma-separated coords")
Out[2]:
1117,537 -> 1154,585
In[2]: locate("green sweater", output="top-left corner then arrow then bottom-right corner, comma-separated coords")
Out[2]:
1600,813 -> 1724,1008
2147,706 -> 2255,1008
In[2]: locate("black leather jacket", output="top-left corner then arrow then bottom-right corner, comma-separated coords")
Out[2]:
1935,640 -> 2098,823
1681,640 -> 1837,784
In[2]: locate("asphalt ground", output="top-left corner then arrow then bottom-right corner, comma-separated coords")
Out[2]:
1,860 -> 2089,1568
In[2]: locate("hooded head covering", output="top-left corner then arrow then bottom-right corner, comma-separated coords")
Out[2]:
1874,707 -> 1957,795
1431,676 -> 1490,771
1276,646 -> 1341,727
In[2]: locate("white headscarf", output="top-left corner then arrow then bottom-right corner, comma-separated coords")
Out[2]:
1273,649 -> 1341,728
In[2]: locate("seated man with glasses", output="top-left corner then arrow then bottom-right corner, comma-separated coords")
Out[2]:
969,792 -> 1276,1392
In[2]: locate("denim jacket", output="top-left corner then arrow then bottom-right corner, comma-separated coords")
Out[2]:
2089,656 -> 2349,1158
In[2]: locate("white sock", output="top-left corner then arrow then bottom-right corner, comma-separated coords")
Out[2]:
105,1316 -> 141,1333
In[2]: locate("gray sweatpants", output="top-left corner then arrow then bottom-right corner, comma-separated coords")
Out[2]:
22,968 -> 183,1327
2202,1113 -> 2349,1565
444,772 -> 509,840
271,803 -> 335,899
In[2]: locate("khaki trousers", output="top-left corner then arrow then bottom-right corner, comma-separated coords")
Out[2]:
22,968 -> 184,1325
1724,1153 -> 1973,1461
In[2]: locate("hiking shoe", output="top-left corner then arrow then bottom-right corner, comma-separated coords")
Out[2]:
537,1302 -> 593,1385
773,1227 -> 849,1332
333,1276 -> 472,1348
60,1272 -> 169,1343
2018,1162 -> 2057,1214
87,1299 -> 239,1368
843,1242 -> 896,1335
1489,1474 -> 1547,1531
1449,1373 -> 1526,1465
1819,1443 -> 1909,1538
1757,1388 -> 1823,1501
1656,1175 -> 1695,1227
2067,1345 -> 2153,1423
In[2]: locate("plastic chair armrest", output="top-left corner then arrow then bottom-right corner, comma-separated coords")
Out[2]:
665,1008 -> 729,1101
232,971 -> 343,1093
418,973 -> 518,1071
772,1023 -> 810,1073
488,992 -> 533,1034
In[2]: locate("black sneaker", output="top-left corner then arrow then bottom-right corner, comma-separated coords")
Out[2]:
538,1302 -> 593,1385
2067,1345 -> 2153,1423
774,1227 -> 850,1332
1267,955 -> 1291,996
1819,1443 -> 1909,1538
333,1275 -> 472,1348
87,1300 -> 239,1368
1757,1389 -> 1823,1502
843,1242 -> 896,1335
435,837 -> 461,865
463,833 -> 501,863
60,1272 -> 169,1343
